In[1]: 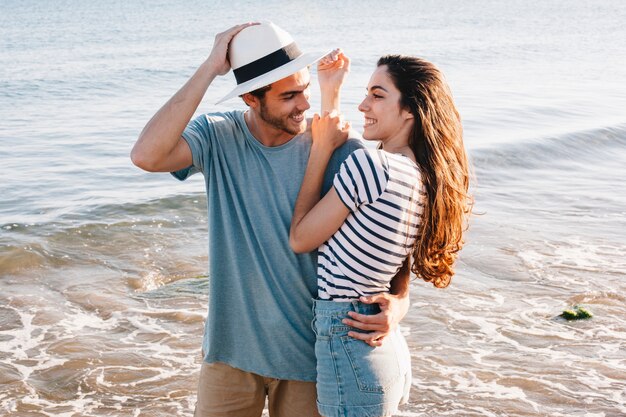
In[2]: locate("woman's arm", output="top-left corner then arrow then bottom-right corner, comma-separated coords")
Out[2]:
289,50 -> 352,252
318,49 -> 350,114
289,114 -> 351,253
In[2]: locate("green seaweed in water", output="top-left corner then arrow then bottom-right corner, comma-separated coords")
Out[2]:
560,305 -> 593,320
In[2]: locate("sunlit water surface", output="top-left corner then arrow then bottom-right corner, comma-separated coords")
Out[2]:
1,1 -> 625,416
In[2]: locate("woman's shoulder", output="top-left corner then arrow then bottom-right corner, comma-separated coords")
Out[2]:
347,147 -> 389,170
346,148 -> 391,194
383,152 -> 423,188
385,152 -> 418,170
343,148 -> 389,183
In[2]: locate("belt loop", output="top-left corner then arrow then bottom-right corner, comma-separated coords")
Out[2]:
351,300 -> 359,314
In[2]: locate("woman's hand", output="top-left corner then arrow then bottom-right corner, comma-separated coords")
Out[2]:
318,49 -> 350,113
318,48 -> 351,92
311,112 -> 350,153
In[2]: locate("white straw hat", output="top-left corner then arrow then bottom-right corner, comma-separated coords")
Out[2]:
216,22 -> 330,104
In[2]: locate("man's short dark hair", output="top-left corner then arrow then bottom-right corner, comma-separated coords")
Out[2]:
241,85 -> 272,103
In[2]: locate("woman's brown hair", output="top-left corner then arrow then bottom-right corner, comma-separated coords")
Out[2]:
379,55 -> 472,288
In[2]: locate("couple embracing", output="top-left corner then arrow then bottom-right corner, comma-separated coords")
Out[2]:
131,21 -> 471,417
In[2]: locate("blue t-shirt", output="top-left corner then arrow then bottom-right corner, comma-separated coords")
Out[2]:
172,110 -> 362,381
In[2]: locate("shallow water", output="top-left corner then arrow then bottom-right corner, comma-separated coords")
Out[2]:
2,0 -> 626,416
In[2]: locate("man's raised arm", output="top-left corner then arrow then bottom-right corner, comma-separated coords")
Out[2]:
130,23 -> 256,173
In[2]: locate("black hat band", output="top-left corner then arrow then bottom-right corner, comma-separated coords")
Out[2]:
233,42 -> 302,85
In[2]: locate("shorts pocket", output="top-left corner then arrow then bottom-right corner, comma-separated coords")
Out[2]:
340,334 -> 402,393
312,315 -> 330,340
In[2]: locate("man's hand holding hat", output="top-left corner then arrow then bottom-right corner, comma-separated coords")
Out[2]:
206,23 -> 259,76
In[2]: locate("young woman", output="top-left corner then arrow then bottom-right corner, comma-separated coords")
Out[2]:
290,53 -> 471,417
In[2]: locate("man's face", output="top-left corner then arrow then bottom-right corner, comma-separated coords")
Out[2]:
257,68 -> 311,136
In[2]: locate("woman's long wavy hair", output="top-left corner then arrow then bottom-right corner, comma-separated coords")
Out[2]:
379,55 -> 472,288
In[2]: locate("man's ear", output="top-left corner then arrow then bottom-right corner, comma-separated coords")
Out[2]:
242,93 -> 259,109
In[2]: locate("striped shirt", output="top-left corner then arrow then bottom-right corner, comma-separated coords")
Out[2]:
318,148 -> 425,300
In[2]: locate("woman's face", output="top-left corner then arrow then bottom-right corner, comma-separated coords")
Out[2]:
358,65 -> 412,142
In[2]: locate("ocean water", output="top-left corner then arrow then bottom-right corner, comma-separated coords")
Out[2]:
1,0 -> 626,416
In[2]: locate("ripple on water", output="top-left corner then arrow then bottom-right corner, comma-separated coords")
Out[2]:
0,306 -> 22,331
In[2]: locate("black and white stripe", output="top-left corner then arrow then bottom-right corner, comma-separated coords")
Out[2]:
318,148 -> 425,300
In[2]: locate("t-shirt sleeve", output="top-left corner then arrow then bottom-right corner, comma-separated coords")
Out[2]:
322,138 -> 363,195
332,149 -> 389,211
171,114 -> 213,181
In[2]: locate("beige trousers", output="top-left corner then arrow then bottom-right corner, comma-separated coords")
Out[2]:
194,361 -> 322,417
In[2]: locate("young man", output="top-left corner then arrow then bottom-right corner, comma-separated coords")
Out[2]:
131,22 -> 410,417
